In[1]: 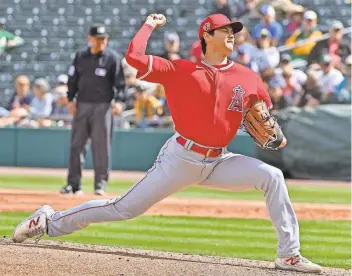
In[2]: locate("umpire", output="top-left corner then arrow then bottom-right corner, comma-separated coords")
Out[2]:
60,23 -> 125,196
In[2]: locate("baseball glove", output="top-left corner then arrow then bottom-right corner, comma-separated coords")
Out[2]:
243,100 -> 286,151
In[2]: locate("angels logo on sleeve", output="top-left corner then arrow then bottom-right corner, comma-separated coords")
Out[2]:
227,85 -> 245,112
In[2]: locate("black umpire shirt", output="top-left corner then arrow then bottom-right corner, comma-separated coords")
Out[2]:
67,47 -> 125,103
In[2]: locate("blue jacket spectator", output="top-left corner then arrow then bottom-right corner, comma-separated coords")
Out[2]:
252,5 -> 283,46
7,75 -> 33,110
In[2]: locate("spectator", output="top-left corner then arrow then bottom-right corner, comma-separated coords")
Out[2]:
0,75 -> 32,125
29,78 -> 53,118
56,74 -> 68,88
134,83 -> 163,128
235,48 -> 259,72
160,31 -> 183,61
51,85 -> 69,116
123,69 -> 138,111
279,65 -> 302,105
122,64 -> 158,112
153,84 -> 173,128
333,55 -> 352,103
285,10 -> 322,60
256,0 -> 305,21
261,67 -> 276,89
7,75 -> 33,111
229,0 -> 260,19
229,26 -> 257,60
212,0 -> 237,20
252,5 -> 283,46
189,40 -> 203,63
315,55 -> 344,102
0,107 -> 28,127
0,18 -> 24,55
285,9 -> 304,36
268,78 -> 288,110
298,70 -> 323,107
153,84 -> 170,116
254,29 -> 280,72
276,54 -> 307,86
307,21 -> 351,69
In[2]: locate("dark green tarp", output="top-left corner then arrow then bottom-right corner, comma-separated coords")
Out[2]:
257,105 -> 351,181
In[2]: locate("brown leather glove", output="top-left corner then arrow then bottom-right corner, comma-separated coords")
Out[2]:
243,100 -> 287,150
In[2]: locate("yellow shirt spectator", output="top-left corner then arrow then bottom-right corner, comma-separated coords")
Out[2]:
134,86 -> 163,122
285,10 -> 323,59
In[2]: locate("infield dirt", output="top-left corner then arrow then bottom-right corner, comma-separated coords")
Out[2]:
0,189 -> 350,220
0,238 -> 350,276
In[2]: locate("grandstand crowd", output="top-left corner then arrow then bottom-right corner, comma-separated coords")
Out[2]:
0,0 -> 350,129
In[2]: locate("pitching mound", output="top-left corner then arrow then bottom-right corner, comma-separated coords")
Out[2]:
0,238 -> 349,276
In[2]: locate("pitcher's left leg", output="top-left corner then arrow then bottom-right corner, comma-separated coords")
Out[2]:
200,153 -> 299,257
199,153 -> 322,273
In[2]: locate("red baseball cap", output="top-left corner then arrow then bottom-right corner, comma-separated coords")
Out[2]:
199,14 -> 243,40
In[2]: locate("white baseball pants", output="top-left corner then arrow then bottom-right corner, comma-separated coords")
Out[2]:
48,133 -> 300,258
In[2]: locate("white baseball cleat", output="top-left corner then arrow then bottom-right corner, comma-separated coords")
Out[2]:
275,255 -> 323,273
12,205 -> 54,243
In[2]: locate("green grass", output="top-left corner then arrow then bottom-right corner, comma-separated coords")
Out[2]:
0,175 -> 350,204
1,212 -> 350,269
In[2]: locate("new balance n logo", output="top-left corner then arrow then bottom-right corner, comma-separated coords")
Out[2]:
286,257 -> 299,265
29,217 -> 40,229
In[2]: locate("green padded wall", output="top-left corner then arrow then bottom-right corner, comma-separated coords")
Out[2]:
16,128 -> 71,168
0,127 -> 17,166
0,127 -> 255,170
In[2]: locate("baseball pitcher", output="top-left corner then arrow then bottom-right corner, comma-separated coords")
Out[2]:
12,13 -> 322,274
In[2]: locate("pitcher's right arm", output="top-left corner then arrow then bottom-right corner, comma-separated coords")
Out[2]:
125,14 -> 177,83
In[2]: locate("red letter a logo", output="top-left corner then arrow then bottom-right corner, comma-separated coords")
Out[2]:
227,85 -> 245,112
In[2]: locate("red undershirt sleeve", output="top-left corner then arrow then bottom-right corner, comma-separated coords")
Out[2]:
256,74 -> 273,109
125,24 -> 177,84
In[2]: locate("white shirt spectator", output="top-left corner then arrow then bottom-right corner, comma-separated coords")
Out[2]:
254,47 -> 280,72
30,93 -> 53,117
316,68 -> 344,95
30,78 -> 53,117
275,68 -> 307,86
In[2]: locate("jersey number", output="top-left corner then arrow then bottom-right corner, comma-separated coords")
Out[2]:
227,85 -> 245,112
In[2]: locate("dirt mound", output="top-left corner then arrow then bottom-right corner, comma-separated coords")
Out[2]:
0,238 -> 349,276
0,189 -> 350,220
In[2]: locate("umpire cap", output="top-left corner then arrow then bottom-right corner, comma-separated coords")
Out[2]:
89,23 -> 109,37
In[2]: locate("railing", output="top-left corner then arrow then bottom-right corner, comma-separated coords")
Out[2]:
0,108 -> 174,129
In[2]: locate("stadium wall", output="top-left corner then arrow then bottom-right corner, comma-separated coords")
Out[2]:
0,128 -> 256,170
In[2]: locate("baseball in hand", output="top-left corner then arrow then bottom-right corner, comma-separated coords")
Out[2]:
146,13 -> 166,28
